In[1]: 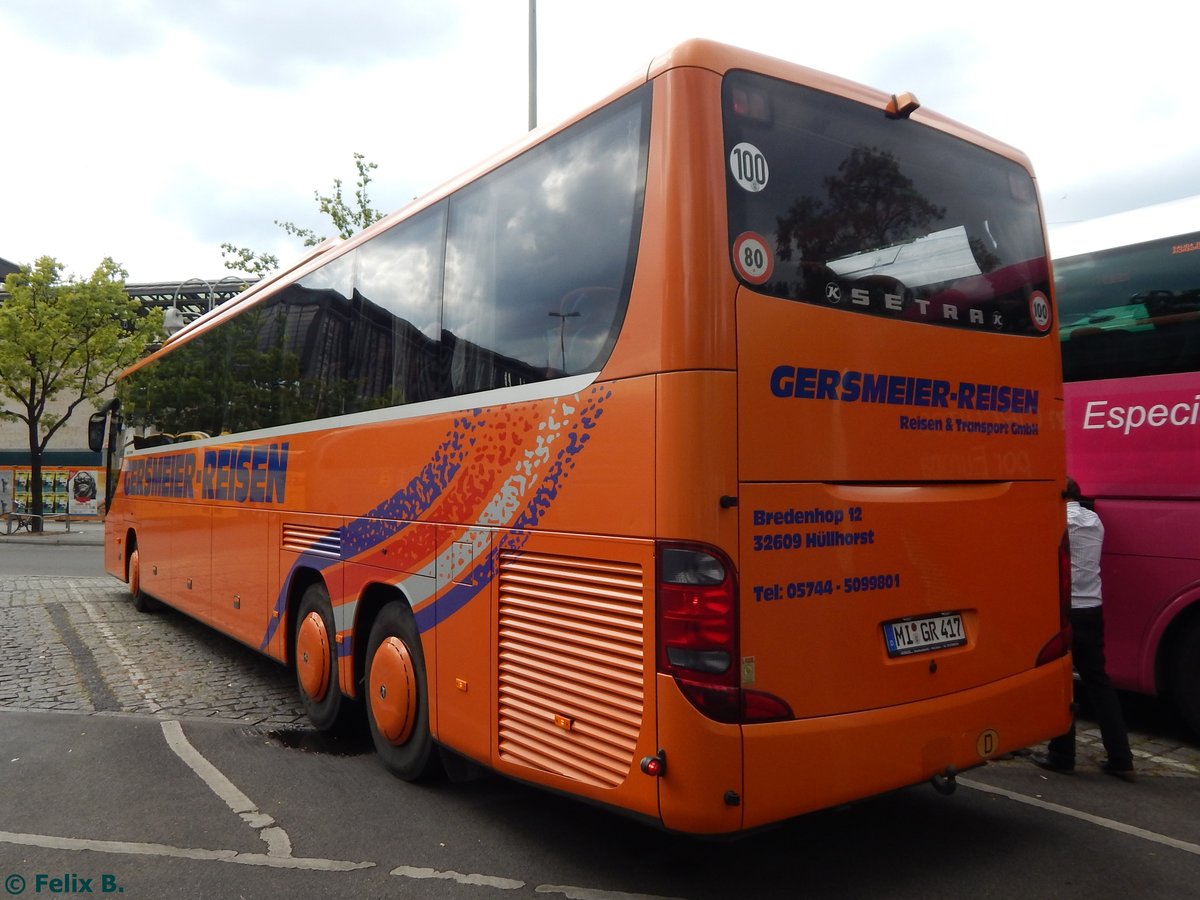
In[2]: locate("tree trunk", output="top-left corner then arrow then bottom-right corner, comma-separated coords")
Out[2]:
27,420 -> 43,534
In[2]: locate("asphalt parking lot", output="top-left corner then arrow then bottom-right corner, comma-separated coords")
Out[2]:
2,523 -> 1199,899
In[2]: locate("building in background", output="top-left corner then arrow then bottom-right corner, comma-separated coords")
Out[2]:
0,272 -> 253,518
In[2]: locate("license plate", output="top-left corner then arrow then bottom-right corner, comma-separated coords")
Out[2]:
883,612 -> 966,657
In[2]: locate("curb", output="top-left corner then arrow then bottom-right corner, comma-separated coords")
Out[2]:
0,527 -> 104,547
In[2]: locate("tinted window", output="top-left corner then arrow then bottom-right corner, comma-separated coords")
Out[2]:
1058,232 -> 1200,381
723,71 -> 1050,336
119,86 -> 650,439
356,204 -> 447,404
444,88 -> 648,391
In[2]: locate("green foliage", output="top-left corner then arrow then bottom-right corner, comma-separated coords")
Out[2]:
222,152 -> 384,275
0,256 -> 164,526
119,303 -> 311,439
217,243 -> 279,278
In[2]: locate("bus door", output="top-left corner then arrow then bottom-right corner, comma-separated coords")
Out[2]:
210,506 -> 271,647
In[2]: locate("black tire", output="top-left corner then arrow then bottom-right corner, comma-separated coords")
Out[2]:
364,601 -> 439,781
128,546 -> 159,613
1171,617 -> 1200,739
294,582 -> 347,732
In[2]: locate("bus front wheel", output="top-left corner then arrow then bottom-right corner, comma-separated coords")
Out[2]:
365,602 -> 438,781
295,582 -> 345,732
128,547 -> 157,613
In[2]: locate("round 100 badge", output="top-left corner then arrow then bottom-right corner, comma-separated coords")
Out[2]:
1028,290 -> 1052,332
729,142 -> 769,193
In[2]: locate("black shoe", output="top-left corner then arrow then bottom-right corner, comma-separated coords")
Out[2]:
1030,752 -> 1074,775
1100,760 -> 1136,782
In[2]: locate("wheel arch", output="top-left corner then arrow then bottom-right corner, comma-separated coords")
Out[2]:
1155,592 -> 1200,696
123,528 -> 139,582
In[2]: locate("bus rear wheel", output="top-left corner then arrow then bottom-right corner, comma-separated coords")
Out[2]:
295,582 -> 346,732
1171,618 -> 1200,739
365,602 -> 438,781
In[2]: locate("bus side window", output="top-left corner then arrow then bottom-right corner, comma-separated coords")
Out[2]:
552,286 -> 620,374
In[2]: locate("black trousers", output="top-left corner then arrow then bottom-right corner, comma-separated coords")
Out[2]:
1047,606 -> 1133,769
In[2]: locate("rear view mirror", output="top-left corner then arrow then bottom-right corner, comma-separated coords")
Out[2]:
88,412 -> 107,453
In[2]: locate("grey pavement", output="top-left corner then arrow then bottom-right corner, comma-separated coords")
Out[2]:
0,521 -> 1196,777
0,567 -> 306,728
0,518 -> 105,547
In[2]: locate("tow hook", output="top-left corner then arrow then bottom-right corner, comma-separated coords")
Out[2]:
930,765 -> 958,796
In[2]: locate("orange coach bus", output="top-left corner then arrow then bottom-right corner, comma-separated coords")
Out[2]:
91,39 -> 1072,834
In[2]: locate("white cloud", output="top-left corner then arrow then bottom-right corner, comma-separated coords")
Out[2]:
2,0 -> 1197,281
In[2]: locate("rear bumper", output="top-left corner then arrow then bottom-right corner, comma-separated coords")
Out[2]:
657,656 -> 1072,834
739,656 -> 1073,830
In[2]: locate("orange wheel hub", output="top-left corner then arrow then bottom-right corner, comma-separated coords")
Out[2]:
370,636 -> 416,745
129,551 -> 141,598
296,611 -> 331,701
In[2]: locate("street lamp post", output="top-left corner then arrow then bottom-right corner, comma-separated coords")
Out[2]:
548,310 -> 580,371
528,0 -> 537,130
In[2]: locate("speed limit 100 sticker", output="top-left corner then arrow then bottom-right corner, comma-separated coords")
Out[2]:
1028,290 -> 1052,332
732,232 -> 774,285
730,142 -> 769,192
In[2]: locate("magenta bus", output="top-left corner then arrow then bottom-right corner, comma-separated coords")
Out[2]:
1054,195 -> 1200,735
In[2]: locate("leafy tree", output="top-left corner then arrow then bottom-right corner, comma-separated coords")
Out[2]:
0,257 -> 164,531
776,145 -> 946,265
221,152 -> 384,276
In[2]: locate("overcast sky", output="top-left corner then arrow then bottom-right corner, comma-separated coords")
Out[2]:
3,0 -> 1198,283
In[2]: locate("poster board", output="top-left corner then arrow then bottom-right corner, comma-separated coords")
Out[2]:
0,467 -> 105,518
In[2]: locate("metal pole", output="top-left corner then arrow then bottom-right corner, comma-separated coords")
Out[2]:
528,0 -> 537,130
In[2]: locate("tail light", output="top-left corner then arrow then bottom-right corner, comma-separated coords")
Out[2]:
1036,530 -> 1073,666
657,543 -> 792,723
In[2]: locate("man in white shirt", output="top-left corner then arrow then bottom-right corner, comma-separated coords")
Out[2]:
1034,477 -> 1135,781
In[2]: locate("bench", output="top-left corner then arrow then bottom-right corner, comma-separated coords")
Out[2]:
2,513 -> 41,534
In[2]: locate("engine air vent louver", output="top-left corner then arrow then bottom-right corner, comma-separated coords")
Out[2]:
282,523 -> 342,559
497,550 -> 645,789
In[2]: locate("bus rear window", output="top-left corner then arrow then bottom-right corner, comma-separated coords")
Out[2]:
723,70 -> 1050,336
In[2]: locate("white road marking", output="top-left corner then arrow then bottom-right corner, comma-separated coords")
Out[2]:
0,719 -> 373,872
386,868 -> 687,900
959,777 -> 1200,856
0,829 -> 370,871
160,719 -> 292,858
390,866 -> 524,889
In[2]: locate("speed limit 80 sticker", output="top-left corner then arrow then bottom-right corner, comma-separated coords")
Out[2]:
732,231 -> 774,285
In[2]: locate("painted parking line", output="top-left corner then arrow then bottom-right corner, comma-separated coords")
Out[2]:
161,720 -> 293,858
387,866 -> 687,900
390,865 -> 524,889
959,777 -> 1200,856
0,829 -> 369,871
0,717 -> 373,873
